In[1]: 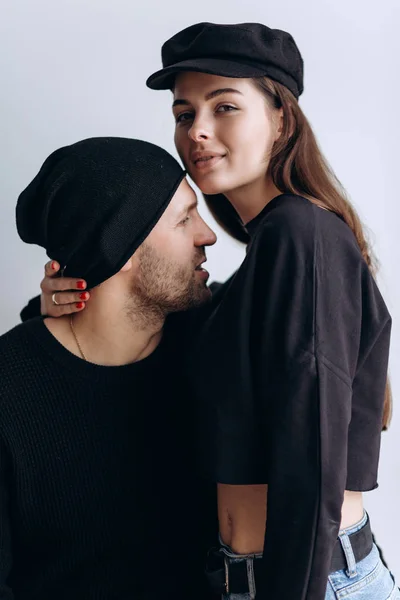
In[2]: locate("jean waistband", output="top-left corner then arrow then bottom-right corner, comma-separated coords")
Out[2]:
208,513 -> 373,596
219,510 -> 368,555
339,510 -> 368,537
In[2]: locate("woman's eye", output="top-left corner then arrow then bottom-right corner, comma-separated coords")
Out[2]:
179,216 -> 190,225
176,112 -> 193,124
216,105 -> 237,113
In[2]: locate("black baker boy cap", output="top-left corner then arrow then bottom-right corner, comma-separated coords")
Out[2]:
146,22 -> 304,99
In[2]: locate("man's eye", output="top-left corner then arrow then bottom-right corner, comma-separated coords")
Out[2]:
176,112 -> 193,124
179,216 -> 190,225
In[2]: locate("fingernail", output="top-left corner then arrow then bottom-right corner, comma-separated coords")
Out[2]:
76,302 -> 85,309
76,281 -> 86,290
51,261 -> 57,270
79,292 -> 89,300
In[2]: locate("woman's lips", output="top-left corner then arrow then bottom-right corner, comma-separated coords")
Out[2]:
192,155 -> 225,171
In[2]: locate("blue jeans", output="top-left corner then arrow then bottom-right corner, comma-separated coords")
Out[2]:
220,513 -> 399,599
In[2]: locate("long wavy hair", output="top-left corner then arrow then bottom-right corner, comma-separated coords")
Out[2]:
203,76 -> 392,429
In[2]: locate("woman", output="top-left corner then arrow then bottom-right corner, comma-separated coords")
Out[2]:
30,22 -> 397,600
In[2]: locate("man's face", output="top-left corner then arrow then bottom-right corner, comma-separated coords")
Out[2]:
133,178 -> 217,313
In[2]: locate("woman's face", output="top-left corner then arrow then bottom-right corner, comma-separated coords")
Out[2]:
173,72 -> 282,196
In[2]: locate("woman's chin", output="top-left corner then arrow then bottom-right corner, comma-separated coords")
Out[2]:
199,186 -> 223,196
191,175 -> 231,196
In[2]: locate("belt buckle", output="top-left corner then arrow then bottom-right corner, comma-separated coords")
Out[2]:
224,555 -> 230,594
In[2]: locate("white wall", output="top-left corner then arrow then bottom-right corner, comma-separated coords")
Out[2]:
1,0 -> 399,573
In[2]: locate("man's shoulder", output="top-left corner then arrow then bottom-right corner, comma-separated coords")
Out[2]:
0,319 -> 43,386
0,318 -> 40,348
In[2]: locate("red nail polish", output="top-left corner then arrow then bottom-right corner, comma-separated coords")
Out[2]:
76,302 -> 85,309
79,292 -> 89,300
51,261 -> 57,270
76,281 -> 85,290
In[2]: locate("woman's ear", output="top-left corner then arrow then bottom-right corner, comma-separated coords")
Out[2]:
275,107 -> 284,140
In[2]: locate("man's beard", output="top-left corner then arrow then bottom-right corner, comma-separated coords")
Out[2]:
132,242 -> 211,316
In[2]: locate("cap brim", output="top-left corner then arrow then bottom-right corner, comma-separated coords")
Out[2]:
146,57 -> 267,90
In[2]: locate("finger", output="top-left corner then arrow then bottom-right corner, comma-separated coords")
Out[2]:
41,276 -> 87,294
45,301 -> 87,318
48,291 -> 90,306
44,260 -> 60,277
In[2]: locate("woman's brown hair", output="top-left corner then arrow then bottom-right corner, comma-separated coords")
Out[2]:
203,76 -> 392,429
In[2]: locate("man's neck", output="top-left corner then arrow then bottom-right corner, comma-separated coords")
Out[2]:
45,292 -> 165,367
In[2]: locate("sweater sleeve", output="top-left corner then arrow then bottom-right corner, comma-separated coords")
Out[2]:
0,439 -> 14,598
247,213 -> 355,599
20,295 -> 41,322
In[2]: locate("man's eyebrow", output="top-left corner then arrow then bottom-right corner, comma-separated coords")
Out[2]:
172,88 -> 243,108
176,199 -> 198,218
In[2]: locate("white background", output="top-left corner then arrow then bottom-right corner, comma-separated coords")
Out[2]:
1,0 -> 399,573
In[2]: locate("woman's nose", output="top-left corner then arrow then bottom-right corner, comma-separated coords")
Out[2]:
188,117 -> 212,142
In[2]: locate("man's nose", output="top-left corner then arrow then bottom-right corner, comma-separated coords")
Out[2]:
196,222 -> 217,247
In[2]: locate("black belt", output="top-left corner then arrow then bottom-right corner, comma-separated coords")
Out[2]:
205,516 -> 373,595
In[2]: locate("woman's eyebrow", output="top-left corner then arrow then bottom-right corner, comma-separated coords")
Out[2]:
172,88 -> 243,108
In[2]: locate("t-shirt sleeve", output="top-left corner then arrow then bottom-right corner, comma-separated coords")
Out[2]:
0,439 -> 14,598
248,215 -> 354,599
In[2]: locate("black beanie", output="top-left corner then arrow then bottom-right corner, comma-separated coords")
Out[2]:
16,137 -> 186,288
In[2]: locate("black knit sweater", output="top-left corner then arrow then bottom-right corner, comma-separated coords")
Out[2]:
0,317 -> 217,599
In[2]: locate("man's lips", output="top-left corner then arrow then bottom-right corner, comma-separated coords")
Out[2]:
194,258 -> 209,280
195,257 -> 207,270
195,267 -> 210,281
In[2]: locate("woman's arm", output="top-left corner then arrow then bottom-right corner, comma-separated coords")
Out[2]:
248,214 -> 352,599
249,206 -> 388,599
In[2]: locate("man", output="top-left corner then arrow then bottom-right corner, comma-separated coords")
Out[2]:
0,137 -> 217,599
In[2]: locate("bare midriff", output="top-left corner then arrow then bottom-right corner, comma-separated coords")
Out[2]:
218,483 -> 364,554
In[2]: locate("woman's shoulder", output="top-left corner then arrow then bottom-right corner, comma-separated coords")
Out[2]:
256,193 -> 345,228
253,194 -> 360,254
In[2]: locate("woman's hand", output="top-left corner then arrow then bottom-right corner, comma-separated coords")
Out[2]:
40,261 -> 90,317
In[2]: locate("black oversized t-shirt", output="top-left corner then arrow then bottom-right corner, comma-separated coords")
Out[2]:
190,194 -> 391,600
0,316 -> 217,599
